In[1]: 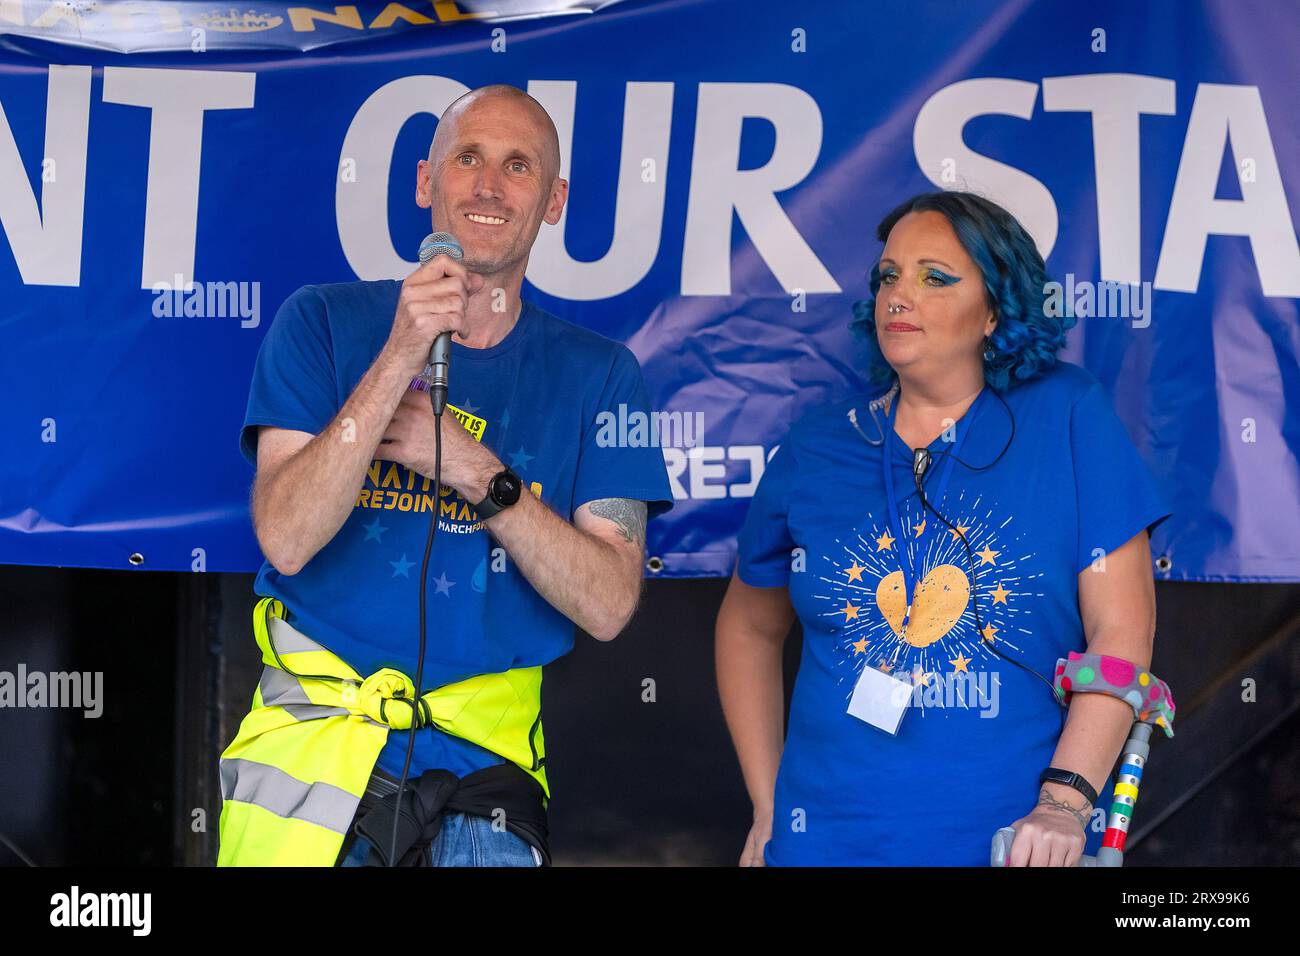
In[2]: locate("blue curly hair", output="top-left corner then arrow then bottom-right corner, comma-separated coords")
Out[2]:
850,191 -> 1074,392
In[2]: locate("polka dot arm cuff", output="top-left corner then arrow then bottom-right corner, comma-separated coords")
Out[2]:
1053,651 -> 1176,738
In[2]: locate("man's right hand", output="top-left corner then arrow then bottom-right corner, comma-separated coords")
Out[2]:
383,253 -> 486,377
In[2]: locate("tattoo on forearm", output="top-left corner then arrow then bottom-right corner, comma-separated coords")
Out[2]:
588,498 -> 647,545
1037,787 -> 1090,829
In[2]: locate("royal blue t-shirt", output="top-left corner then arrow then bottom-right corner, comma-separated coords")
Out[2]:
240,280 -> 673,782
736,361 -> 1172,866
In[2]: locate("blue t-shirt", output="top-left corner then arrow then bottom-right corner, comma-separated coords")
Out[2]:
736,361 -> 1172,866
240,280 -> 673,782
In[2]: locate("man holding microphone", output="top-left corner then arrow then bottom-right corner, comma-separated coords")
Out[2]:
218,85 -> 672,867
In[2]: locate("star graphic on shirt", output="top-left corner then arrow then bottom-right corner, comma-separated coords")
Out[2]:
458,397 -> 481,415
913,519 -> 926,538
980,622 -> 1000,642
389,554 -> 415,578
950,653 -> 972,673
508,446 -> 535,469
875,530 -> 895,552
838,601 -> 861,622
948,523 -> 971,541
851,637 -> 869,655
877,660 -> 894,674
432,572 -> 455,596
990,582 -> 1011,604
843,562 -> 865,583
976,545 -> 1000,566
362,518 -> 388,542
911,668 -> 932,687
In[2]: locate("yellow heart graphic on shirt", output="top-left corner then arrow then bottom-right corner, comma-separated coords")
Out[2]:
876,564 -> 970,648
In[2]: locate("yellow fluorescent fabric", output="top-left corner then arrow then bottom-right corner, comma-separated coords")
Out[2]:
217,597 -> 547,866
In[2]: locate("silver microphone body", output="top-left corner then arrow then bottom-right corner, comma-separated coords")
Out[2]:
416,232 -> 462,416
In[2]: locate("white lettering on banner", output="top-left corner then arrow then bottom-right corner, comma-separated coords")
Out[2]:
336,74 -> 469,280
1041,74 -> 1177,286
662,444 -> 773,500
913,78 -> 1060,258
681,82 -> 839,296
101,67 -> 256,289
526,80 -> 675,301
0,64 -> 89,285
913,76 -> 1299,298
3,71 -> 1297,299
1154,84 -> 1300,297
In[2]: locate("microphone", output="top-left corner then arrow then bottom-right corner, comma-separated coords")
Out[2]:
416,232 -> 463,417
912,447 -> 931,496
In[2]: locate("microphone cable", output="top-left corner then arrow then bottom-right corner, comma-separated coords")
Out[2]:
908,388 -> 1066,736
388,382 -> 443,867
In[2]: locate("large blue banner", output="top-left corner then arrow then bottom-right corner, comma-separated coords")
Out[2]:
1,0 -> 1297,581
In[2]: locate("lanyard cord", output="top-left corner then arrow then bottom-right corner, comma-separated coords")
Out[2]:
884,386 -> 1065,736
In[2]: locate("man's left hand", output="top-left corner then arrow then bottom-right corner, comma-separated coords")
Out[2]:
380,389 -> 502,503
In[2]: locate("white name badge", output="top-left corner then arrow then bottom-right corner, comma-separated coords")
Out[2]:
847,663 -> 913,735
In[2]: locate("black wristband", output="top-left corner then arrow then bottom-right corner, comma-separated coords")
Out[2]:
1038,767 -> 1098,807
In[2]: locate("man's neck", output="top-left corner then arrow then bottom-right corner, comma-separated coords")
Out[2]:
461,271 -> 524,349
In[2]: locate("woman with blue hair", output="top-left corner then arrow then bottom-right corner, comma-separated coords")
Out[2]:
715,191 -> 1172,866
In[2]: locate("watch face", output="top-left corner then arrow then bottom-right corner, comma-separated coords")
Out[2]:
493,471 -> 522,506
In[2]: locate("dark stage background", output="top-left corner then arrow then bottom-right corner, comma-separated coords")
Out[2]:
0,565 -> 1297,866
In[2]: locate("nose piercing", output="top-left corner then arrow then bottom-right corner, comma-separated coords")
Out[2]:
887,304 -> 904,314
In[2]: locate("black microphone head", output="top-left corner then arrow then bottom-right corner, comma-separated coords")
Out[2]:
912,448 -> 931,481
418,232 -> 463,263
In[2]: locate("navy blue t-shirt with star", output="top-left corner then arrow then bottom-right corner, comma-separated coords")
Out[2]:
240,280 -> 673,782
736,360 -> 1172,866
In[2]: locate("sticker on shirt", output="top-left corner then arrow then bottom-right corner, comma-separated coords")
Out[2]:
815,489 -> 1044,719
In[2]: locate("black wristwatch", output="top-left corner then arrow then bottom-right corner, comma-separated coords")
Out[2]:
1038,767 -> 1098,807
473,468 -> 522,519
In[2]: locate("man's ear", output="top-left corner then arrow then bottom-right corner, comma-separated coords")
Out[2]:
415,160 -> 433,209
542,177 -> 569,226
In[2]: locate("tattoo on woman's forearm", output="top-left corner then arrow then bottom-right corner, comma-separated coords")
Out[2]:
1037,787 -> 1090,829
588,498 -> 647,545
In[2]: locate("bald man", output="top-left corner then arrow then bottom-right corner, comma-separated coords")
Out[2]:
222,86 -> 673,867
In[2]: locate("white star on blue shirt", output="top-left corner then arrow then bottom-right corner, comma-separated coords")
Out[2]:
432,572 -> 455,596
363,518 -> 388,542
389,554 -> 415,577
508,446 -> 534,469
458,397 -> 481,415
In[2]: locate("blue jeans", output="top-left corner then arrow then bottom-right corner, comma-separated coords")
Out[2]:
340,811 -> 543,867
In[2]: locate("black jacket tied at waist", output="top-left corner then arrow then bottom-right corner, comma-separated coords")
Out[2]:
350,762 -> 549,867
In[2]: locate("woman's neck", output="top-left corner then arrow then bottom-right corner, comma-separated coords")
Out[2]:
892,367 -> 985,448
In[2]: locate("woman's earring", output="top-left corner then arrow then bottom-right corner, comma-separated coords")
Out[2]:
982,336 -> 995,363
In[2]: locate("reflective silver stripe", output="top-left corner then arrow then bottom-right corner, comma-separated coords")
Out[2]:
258,666 -> 310,708
268,615 -> 330,655
283,703 -> 352,721
220,757 -> 358,835
259,666 -> 386,727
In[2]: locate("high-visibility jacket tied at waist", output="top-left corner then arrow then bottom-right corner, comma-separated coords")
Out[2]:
217,597 -> 548,866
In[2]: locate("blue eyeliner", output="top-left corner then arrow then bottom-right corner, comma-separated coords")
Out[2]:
920,267 -> 961,286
